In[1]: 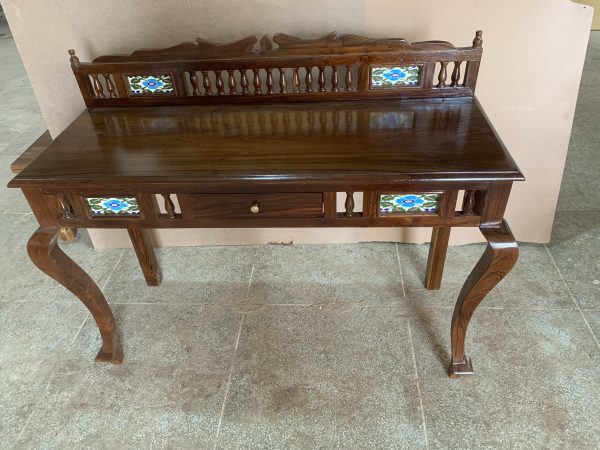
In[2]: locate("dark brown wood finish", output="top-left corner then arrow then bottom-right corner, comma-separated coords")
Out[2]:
8,30 -> 524,378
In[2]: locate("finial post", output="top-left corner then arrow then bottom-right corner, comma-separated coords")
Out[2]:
473,30 -> 483,48
68,49 -> 80,66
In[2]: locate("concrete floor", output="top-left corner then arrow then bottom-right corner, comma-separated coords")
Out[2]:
0,20 -> 599,447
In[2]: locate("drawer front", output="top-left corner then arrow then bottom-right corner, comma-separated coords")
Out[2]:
188,193 -> 324,219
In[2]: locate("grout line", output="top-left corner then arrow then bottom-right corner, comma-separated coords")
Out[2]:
544,245 -> 600,350
15,364 -> 61,444
407,322 -> 430,450
395,243 -> 407,297
245,247 -> 259,299
212,313 -> 245,450
70,315 -> 89,345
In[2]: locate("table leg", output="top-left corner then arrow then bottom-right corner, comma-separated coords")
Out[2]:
424,226 -> 451,290
448,220 -> 518,378
27,227 -> 123,364
127,227 -> 162,286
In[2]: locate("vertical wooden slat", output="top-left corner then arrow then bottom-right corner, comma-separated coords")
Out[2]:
266,68 -> 274,94
323,192 -> 337,219
357,58 -> 370,91
344,65 -> 353,91
215,70 -> 225,95
318,66 -> 326,92
227,70 -> 238,94
104,75 -> 117,98
305,67 -> 313,93
437,62 -> 448,88
362,192 -> 378,218
253,69 -> 262,94
201,71 -> 212,95
189,71 -> 201,96
240,69 -> 249,95
292,68 -> 300,93
450,61 -> 462,87
331,66 -> 339,92
91,74 -> 105,98
462,190 -> 476,215
161,194 -> 177,219
344,192 -> 355,217
279,68 -> 287,94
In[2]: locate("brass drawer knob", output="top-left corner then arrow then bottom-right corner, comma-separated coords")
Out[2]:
250,201 -> 260,214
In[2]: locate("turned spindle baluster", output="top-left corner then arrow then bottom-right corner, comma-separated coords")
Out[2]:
227,70 -> 238,94
240,69 -> 249,95
201,71 -> 212,95
345,65 -> 353,91
305,67 -> 313,93
253,69 -> 262,94
331,66 -> 339,92
104,75 -> 117,98
318,66 -> 326,92
189,71 -> 201,95
266,68 -> 274,94
450,61 -> 462,87
215,70 -> 225,95
292,68 -> 300,93
57,195 -> 74,219
437,62 -> 448,88
463,190 -> 476,215
162,194 -> 176,219
344,192 -> 355,217
279,68 -> 287,94
91,74 -> 105,98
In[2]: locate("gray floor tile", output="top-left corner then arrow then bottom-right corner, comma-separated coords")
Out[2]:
398,242 -> 574,310
0,360 -> 55,448
0,214 -> 124,303
247,243 -> 405,307
547,210 -> 600,309
0,301 -> 87,366
217,307 -> 426,449
103,245 -> 256,305
15,304 -> 241,448
583,310 -> 600,345
410,308 -> 600,449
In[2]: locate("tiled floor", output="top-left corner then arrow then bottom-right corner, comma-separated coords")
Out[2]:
0,20 -> 599,448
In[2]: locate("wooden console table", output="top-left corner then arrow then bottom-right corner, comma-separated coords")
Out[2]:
8,31 -> 523,377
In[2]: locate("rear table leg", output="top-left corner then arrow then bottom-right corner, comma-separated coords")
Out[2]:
448,220 -> 518,378
28,227 -> 123,364
128,227 -> 162,286
424,226 -> 451,290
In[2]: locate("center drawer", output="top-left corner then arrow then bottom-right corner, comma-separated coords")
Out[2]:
187,193 -> 324,219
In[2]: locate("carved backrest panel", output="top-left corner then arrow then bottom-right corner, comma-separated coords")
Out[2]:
70,31 -> 483,107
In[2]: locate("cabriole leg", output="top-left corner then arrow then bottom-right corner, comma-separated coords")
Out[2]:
448,220 -> 518,378
27,227 -> 123,364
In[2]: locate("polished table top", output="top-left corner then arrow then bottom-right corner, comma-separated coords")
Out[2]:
9,98 -> 523,189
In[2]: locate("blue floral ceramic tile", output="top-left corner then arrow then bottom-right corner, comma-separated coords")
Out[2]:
371,66 -> 421,88
380,193 -> 438,213
127,75 -> 174,95
87,197 -> 140,215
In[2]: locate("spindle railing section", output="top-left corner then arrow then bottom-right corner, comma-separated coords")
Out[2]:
69,31 -> 483,107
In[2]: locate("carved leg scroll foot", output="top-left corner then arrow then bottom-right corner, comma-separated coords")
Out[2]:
27,227 -> 123,364
448,220 -> 518,378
